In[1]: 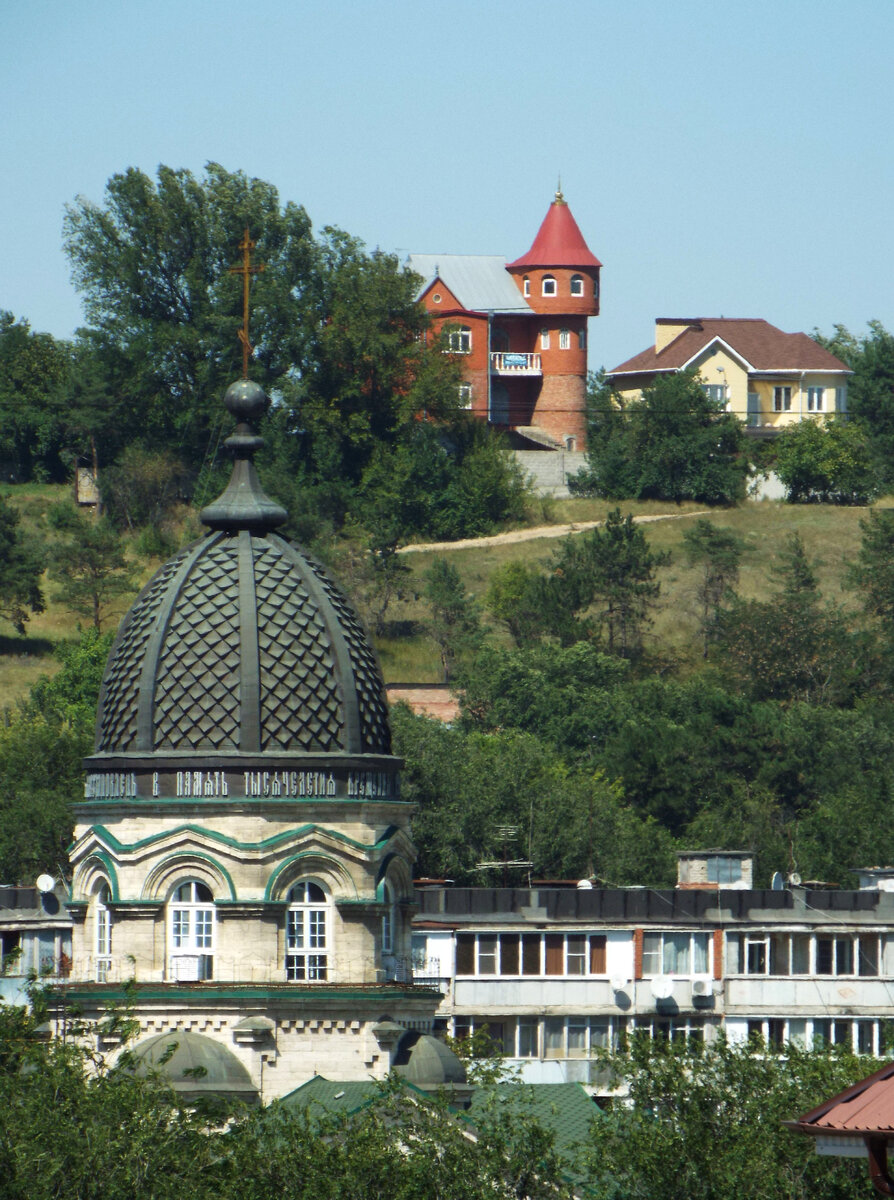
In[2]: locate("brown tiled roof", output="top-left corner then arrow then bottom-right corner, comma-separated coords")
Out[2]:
792,1062 -> 894,1136
609,319 -> 851,376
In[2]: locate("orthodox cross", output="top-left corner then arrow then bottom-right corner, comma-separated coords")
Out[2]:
228,227 -> 266,378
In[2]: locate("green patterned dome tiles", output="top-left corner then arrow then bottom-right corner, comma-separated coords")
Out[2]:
305,555 -> 391,754
253,542 -> 344,751
154,539 -> 241,751
96,550 -> 190,752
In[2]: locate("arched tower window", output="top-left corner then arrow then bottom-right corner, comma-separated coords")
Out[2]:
169,880 -> 214,981
286,881 -> 329,981
570,274 -> 584,296
95,883 -> 112,983
382,881 -> 396,956
541,275 -> 557,297
523,275 -> 530,297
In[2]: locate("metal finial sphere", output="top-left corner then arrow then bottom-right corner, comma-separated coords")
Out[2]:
224,379 -> 269,426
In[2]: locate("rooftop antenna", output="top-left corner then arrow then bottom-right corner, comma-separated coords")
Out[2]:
476,825 -> 533,887
228,228 -> 266,379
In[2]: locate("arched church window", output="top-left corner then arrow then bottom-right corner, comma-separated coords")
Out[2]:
382,881 -> 396,956
570,274 -> 584,296
542,275 -> 557,297
169,880 -> 214,981
95,883 -> 112,983
286,881 -> 329,981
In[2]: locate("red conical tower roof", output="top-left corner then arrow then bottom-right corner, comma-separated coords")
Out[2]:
507,190 -> 602,270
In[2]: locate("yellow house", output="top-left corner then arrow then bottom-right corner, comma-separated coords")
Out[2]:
607,318 -> 852,430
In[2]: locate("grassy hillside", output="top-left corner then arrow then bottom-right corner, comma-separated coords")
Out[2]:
0,484 -> 887,701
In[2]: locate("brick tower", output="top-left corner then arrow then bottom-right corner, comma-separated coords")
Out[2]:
506,189 -> 601,448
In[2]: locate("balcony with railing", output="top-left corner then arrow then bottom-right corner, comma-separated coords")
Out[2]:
490,352 -> 541,376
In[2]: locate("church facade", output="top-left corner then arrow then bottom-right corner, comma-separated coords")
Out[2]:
59,379 -> 441,1102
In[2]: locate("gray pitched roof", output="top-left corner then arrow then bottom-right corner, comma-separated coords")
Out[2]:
407,254 -> 533,314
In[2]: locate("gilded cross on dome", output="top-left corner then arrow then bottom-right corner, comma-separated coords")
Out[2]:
228,227 -> 266,378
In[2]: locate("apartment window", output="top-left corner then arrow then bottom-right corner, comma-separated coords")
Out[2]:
455,931 -> 606,976
523,276 -> 530,297
807,387 -> 825,412
542,275 -> 557,296
773,386 -> 792,412
733,931 -> 880,977
706,856 -> 742,885
559,329 -> 571,350
540,328 -> 550,350
635,1016 -> 704,1046
578,329 -> 587,350
836,386 -> 848,413
95,883 -> 112,983
169,881 -> 214,981
703,384 -> 727,405
286,881 -> 329,981
447,326 -> 471,353
642,931 -> 710,975
570,274 -> 584,296
458,383 -> 472,409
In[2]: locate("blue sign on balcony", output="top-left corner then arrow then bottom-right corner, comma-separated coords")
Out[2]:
504,353 -> 528,368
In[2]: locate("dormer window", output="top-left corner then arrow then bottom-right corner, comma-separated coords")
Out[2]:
542,275 -> 557,297
570,274 -> 584,296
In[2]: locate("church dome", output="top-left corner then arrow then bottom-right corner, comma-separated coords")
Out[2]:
93,380 -> 391,759
131,1031 -> 259,1103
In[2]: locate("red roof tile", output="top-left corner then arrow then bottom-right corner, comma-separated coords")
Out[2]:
508,194 -> 602,270
609,319 -> 851,376
793,1062 -> 894,1136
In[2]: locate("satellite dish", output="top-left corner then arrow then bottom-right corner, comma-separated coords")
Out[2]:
576,879 -> 593,890
788,872 -> 802,886
770,871 -> 784,891
610,977 -> 627,993
36,874 -> 55,893
650,976 -> 675,1000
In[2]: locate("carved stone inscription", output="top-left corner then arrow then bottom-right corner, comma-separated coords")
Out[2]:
84,766 -> 398,801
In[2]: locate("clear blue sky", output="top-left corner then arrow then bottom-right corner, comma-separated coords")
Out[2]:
2,0 -> 892,370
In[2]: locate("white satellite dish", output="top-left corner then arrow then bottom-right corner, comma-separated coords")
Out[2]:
788,872 -> 802,887
770,871 -> 784,891
576,879 -> 593,890
36,874 -> 56,893
650,976 -> 675,1001
610,977 -> 627,993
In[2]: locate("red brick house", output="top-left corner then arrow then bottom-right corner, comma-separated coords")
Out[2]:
408,190 -> 601,451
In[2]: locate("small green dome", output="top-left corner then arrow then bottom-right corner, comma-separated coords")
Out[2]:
131,1031 -> 259,1103
392,1032 -> 467,1088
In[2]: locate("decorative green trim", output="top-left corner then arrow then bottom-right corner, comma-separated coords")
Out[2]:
55,983 -> 442,1004
81,822 -> 400,858
78,852 -> 121,902
146,850 -> 237,901
264,853 -> 352,902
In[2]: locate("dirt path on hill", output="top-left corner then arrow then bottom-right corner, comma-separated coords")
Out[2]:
398,510 -> 711,555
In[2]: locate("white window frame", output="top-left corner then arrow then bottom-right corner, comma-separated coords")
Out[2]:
774,386 -> 792,412
578,329 -> 586,350
642,930 -> 711,976
836,386 -> 848,413
541,275 -> 557,297
523,276 -> 530,297
95,883 -> 112,983
733,931 -> 880,977
540,328 -> 550,350
447,326 -> 471,354
169,880 -> 215,980
570,274 -> 584,296
806,386 -> 825,412
559,329 -> 571,350
458,383 -> 472,409
286,881 -> 329,982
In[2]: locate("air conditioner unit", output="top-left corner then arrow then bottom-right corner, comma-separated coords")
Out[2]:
691,978 -> 712,999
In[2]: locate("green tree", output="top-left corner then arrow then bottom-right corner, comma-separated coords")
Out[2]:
816,320 -> 894,485
100,445 -> 189,535
0,312 -> 72,481
63,163 -> 317,469
548,508 -> 670,657
586,1033 -> 874,1200
0,496 -> 45,634
484,560 -> 555,647
572,370 -> 747,504
47,507 -> 137,631
849,508 -> 894,640
422,558 -> 482,683
683,518 -> 744,657
774,417 -> 879,504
